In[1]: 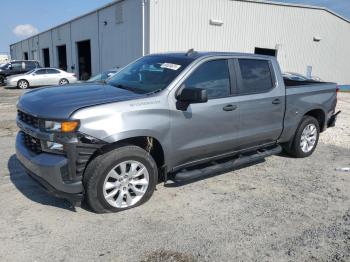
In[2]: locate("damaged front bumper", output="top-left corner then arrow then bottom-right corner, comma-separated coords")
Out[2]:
15,115 -> 105,203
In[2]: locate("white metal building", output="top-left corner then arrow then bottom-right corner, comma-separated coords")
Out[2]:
10,0 -> 350,84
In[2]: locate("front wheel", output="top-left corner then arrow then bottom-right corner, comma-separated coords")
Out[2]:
17,79 -> 29,89
286,116 -> 320,158
84,145 -> 158,213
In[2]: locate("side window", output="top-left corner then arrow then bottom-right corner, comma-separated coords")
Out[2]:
237,59 -> 273,95
46,69 -> 60,74
35,69 -> 47,75
26,61 -> 36,69
11,62 -> 22,70
184,60 -> 230,99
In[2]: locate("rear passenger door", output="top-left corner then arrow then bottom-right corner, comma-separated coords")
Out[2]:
46,69 -> 61,85
233,58 -> 285,149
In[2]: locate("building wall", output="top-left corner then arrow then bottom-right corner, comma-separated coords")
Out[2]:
10,0 -> 143,77
149,0 -> 350,84
9,0 -> 350,84
51,23 -> 72,69
98,0 -> 144,70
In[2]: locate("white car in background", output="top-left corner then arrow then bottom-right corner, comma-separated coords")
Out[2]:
5,68 -> 77,89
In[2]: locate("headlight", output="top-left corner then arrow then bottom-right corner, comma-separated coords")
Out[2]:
44,120 -> 80,132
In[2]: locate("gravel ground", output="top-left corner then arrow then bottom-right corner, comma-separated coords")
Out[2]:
0,87 -> 349,262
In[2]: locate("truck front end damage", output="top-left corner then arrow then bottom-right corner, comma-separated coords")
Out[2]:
15,110 -> 105,204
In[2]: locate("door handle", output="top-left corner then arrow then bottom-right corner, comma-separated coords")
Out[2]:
223,104 -> 237,111
272,99 -> 281,105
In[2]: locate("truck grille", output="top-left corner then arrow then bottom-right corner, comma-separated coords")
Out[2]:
18,110 -> 39,129
23,132 -> 42,154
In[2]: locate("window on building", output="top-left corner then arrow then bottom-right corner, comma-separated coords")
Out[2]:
184,60 -> 231,99
254,47 -> 277,57
237,59 -> 274,95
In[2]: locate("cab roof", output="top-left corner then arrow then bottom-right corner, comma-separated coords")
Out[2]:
150,51 -> 274,61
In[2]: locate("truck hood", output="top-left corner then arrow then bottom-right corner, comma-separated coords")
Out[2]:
17,83 -> 145,119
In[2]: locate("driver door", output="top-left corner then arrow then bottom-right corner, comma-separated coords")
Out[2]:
169,59 -> 240,169
30,69 -> 47,86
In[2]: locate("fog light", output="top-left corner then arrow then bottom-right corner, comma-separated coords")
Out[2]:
46,141 -> 63,151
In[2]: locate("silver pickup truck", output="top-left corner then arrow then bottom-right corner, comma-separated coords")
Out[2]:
15,51 -> 339,213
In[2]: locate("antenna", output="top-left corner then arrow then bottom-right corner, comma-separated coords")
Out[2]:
186,48 -> 196,56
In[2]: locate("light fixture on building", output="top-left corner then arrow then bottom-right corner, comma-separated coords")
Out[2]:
209,19 -> 224,26
313,36 -> 322,42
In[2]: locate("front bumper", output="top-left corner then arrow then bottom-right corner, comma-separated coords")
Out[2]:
16,132 -> 84,201
4,78 -> 17,87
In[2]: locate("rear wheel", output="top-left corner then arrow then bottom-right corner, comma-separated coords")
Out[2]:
286,116 -> 320,158
59,78 -> 69,85
84,145 -> 158,213
17,80 -> 29,89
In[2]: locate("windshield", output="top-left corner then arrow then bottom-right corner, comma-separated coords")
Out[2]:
106,55 -> 194,94
88,70 -> 117,82
88,73 -> 102,82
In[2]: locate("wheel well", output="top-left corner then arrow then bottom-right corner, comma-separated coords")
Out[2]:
98,136 -> 165,169
304,109 -> 326,132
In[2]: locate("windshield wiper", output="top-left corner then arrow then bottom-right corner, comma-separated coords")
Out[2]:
146,89 -> 162,96
111,84 -> 133,91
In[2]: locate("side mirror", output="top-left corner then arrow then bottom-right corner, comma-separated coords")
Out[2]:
177,86 -> 208,104
8,65 -> 13,70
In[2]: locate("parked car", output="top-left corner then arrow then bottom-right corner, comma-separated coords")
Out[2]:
87,69 -> 118,83
5,68 -> 77,89
0,60 -> 40,85
15,51 -> 339,213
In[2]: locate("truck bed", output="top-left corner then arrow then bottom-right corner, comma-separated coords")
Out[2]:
284,78 -> 335,87
280,79 -> 337,141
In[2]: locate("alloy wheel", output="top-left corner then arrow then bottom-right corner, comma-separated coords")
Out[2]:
59,79 -> 68,85
18,80 -> 28,89
103,160 -> 149,208
300,123 -> 318,153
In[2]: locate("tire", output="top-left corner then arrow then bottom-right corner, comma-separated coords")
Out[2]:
59,78 -> 69,85
17,79 -> 29,89
286,116 -> 320,158
0,75 -> 4,86
84,145 -> 158,213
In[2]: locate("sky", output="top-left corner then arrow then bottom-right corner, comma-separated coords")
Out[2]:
0,0 -> 350,54
0,0 -> 112,53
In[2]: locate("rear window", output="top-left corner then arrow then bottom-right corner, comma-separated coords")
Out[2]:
46,69 -> 60,74
25,61 -> 37,69
237,59 -> 273,95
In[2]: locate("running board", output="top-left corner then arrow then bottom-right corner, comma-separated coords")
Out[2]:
173,145 -> 282,182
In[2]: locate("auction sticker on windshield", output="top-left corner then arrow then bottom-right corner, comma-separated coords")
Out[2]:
161,63 -> 181,70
